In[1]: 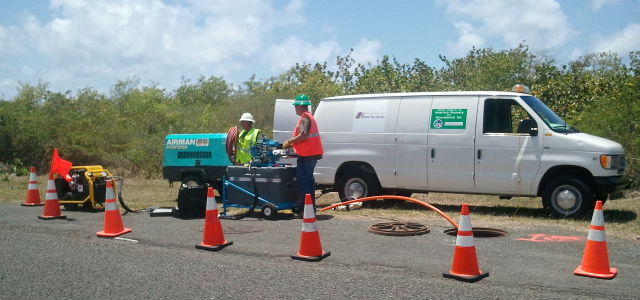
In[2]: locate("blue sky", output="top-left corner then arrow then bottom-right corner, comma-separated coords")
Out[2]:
1,0 -> 639,99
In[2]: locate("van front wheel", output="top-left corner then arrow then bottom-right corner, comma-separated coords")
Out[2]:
542,175 -> 594,218
338,172 -> 380,201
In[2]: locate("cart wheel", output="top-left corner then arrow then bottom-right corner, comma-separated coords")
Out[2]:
291,206 -> 301,214
62,192 -> 79,211
261,203 -> 277,220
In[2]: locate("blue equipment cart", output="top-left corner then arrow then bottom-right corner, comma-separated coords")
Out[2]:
221,136 -> 300,219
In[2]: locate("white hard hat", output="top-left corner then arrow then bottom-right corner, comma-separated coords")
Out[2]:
239,113 -> 254,122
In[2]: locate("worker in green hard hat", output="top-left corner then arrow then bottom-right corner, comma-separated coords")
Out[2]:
282,94 -> 324,218
236,112 -> 261,165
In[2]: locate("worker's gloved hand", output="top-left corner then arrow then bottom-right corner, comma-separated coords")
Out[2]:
282,140 -> 293,149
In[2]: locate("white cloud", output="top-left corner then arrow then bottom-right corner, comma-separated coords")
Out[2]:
439,0 -> 573,52
593,23 -> 640,55
0,26 -> 6,48
445,22 -> 485,56
0,23 -> 29,55
569,47 -> 588,61
264,36 -> 341,72
22,66 -> 34,77
350,38 -> 383,66
263,37 -> 381,75
0,79 -> 13,88
3,0 -> 306,93
591,0 -> 622,11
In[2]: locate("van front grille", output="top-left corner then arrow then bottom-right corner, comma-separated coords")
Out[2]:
618,155 -> 626,174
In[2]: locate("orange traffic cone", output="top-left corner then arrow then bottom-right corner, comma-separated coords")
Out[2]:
574,200 -> 617,279
97,180 -> 131,237
291,193 -> 330,262
196,187 -> 232,251
38,173 -> 67,220
443,203 -> 488,282
22,167 -> 44,206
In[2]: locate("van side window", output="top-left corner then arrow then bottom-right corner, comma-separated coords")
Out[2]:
483,99 -> 533,134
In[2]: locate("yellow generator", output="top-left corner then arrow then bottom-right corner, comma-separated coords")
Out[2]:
55,165 -> 120,211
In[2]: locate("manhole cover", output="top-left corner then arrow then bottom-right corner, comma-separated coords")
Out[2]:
368,222 -> 430,236
443,227 -> 509,238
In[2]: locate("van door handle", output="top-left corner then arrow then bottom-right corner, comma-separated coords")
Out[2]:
477,149 -> 482,160
431,149 -> 435,158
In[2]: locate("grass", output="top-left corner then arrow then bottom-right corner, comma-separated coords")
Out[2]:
2,175 -> 639,240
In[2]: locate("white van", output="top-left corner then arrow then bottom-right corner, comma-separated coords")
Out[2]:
273,86 -> 628,218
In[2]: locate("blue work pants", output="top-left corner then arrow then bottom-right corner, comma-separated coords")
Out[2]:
296,158 -> 317,211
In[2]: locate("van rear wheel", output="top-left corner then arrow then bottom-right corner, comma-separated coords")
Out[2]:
542,175 -> 594,218
338,172 -> 380,201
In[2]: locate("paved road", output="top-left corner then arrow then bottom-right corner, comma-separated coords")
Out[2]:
1,202 -> 639,299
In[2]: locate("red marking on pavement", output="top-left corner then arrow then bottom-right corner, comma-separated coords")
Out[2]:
516,234 -> 584,242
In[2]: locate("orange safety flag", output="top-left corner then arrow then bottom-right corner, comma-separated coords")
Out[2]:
51,148 -> 72,182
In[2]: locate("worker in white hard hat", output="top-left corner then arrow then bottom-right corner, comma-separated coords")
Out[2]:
236,113 -> 261,164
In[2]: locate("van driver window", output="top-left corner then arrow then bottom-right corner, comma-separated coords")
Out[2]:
483,99 -> 533,134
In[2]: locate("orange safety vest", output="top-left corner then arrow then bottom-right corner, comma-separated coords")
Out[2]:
293,111 -> 324,156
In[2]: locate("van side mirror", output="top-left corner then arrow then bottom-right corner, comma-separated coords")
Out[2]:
517,119 -> 538,136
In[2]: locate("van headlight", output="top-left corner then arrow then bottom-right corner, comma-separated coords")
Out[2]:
600,155 -> 626,173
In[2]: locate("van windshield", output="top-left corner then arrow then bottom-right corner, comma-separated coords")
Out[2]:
520,96 -> 579,133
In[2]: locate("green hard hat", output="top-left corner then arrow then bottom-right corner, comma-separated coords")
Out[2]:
292,94 -> 311,106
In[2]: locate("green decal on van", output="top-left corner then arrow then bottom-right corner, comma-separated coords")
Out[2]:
430,109 -> 467,129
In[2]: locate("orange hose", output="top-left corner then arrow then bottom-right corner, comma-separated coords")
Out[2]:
319,196 -> 458,229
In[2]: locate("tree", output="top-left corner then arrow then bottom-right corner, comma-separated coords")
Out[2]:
571,51 -> 640,187
2,45 -> 638,184
436,44 -> 538,91
175,76 -> 233,106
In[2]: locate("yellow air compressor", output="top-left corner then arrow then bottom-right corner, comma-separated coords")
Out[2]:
55,165 -> 120,211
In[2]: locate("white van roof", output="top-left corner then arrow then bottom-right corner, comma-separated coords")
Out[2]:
322,91 -> 527,101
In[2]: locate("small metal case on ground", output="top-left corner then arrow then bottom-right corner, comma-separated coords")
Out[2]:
173,185 -> 208,218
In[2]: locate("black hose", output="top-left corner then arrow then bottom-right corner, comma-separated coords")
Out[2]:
114,177 -> 144,215
219,163 -> 260,220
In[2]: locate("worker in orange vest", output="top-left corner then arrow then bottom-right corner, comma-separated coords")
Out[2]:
282,94 -> 324,218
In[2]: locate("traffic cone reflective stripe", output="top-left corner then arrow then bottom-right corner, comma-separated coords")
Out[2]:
22,167 -> 44,206
574,201 -> 617,279
303,201 -> 316,222
291,193 -> 330,262
97,181 -> 131,237
443,203 -> 488,282
38,173 -> 66,220
105,200 -> 118,211
196,187 -> 232,251
302,221 -> 318,233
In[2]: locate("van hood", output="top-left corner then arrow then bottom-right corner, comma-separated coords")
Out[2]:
548,132 -> 624,154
